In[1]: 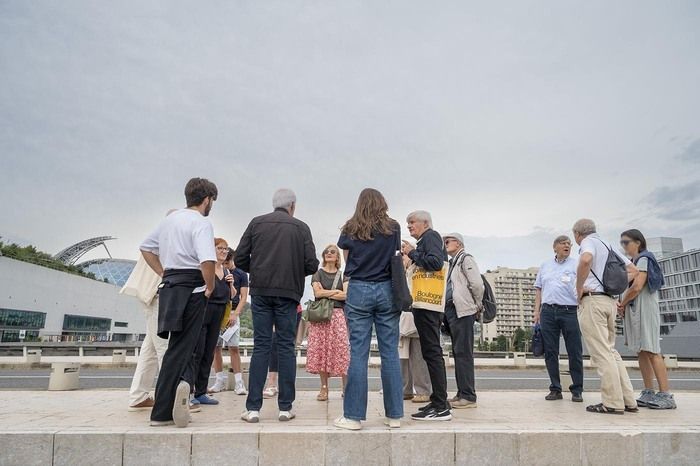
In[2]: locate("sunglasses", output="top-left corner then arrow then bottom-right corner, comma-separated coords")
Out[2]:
323,250 -> 338,255
620,240 -> 632,246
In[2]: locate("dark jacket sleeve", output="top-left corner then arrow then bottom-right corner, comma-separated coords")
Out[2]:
302,224 -> 320,276
234,221 -> 254,273
409,230 -> 446,272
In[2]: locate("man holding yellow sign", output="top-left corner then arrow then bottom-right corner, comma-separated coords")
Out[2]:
402,211 -> 450,421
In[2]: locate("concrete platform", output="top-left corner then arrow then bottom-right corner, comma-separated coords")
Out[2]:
0,390 -> 698,465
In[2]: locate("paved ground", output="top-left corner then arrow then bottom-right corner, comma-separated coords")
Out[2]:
0,389 -> 697,432
2,367 -> 700,391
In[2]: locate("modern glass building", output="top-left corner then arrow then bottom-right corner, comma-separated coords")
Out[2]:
0,308 -> 46,342
658,248 -> 700,335
79,258 -> 136,287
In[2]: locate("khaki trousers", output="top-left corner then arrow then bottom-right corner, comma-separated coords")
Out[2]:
578,295 -> 636,410
128,301 -> 169,406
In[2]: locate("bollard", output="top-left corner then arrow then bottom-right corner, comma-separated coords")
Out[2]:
112,349 -> 127,364
513,352 -> 527,367
79,347 -> 84,358
663,354 -> 678,369
48,362 -> 80,391
25,349 -> 42,364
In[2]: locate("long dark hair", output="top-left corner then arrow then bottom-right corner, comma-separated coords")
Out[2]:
621,229 -> 647,252
342,188 -> 397,241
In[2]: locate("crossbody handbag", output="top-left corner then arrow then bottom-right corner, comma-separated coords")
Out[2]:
303,271 -> 342,323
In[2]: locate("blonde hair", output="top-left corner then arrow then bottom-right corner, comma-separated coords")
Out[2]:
321,244 -> 342,270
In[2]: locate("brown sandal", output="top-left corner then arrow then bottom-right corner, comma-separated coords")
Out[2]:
317,386 -> 328,401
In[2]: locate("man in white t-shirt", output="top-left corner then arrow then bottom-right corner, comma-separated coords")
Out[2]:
140,178 -> 218,427
573,218 -> 638,415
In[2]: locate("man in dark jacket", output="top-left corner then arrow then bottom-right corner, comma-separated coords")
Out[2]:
402,210 -> 451,421
236,188 -> 319,423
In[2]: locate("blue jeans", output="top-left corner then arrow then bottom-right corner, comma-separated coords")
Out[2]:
540,303 -> 584,395
246,296 -> 298,411
343,280 -> 403,420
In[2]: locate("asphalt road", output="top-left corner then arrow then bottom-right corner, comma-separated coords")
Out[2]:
1,368 -> 700,391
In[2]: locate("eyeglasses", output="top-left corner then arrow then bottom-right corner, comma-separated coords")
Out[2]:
216,246 -> 229,251
323,250 -> 338,255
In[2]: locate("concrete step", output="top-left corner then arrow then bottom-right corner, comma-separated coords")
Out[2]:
0,391 -> 697,465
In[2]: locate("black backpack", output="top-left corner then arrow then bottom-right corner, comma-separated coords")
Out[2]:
590,238 -> 628,296
455,253 -> 498,324
479,275 -> 497,323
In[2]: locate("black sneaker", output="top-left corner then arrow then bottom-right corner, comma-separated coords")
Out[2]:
545,391 -> 563,401
411,407 -> 452,421
571,393 -> 583,403
417,402 -> 435,412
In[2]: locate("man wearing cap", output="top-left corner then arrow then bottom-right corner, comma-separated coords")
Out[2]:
443,232 -> 484,409
533,235 -> 584,403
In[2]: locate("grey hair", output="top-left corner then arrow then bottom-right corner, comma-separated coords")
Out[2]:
272,188 -> 297,210
553,235 -> 571,246
406,210 -> 433,229
572,218 -> 596,236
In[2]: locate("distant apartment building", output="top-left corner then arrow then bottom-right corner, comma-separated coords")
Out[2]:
483,266 -> 539,338
647,237 -> 684,259
657,248 -> 700,336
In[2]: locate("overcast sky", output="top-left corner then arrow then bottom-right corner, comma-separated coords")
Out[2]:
1,1 -> 699,271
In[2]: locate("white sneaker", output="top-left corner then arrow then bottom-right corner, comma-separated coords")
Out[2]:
279,410 -> 296,422
208,379 -> 226,393
384,417 -> 401,428
334,416 -> 362,430
241,410 -> 260,423
172,381 -> 191,428
234,382 -> 248,395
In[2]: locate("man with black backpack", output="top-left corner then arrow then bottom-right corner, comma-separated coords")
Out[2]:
443,233 -> 484,409
573,218 -> 639,415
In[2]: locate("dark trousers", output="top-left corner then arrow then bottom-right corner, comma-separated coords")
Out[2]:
191,302 -> 226,397
412,308 -> 449,410
246,296 -> 298,411
444,306 -> 476,402
269,312 -> 301,372
540,303 -> 584,395
151,292 -> 206,422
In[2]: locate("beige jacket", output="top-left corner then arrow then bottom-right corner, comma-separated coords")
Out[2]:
449,250 -> 485,318
120,255 -> 162,306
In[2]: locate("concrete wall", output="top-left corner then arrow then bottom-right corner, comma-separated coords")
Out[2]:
0,257 -> 146,339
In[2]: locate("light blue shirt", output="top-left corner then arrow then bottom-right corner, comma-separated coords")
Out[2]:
534,256 -> 578,306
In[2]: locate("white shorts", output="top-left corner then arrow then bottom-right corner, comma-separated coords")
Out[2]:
217,326 -> 240,348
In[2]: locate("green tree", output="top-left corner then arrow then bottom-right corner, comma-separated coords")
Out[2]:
0,241 -> 99,281
494,335 -> 507,352
512,327 -> 534,352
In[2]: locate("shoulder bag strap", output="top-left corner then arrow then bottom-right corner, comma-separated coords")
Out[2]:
331,270 -> 342,291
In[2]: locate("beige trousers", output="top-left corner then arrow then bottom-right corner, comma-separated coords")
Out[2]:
578,295 -> 636,410
400,337 -> 432,396
128,301 -> 169,406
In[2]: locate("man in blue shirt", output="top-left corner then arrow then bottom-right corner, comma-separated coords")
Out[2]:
534,235 -> 584,403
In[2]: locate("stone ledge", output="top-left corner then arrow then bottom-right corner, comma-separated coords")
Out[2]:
1,430 -> 699,466
1,390 -> 698,465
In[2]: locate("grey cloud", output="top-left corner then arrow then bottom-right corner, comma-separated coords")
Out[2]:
645,180 -> 700,221
679,138 -> 700,164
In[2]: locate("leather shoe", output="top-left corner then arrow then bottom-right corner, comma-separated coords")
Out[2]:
545,391 -> 563,401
